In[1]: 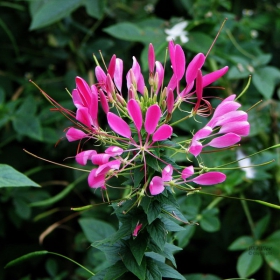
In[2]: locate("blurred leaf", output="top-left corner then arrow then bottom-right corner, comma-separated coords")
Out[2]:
175,224 -> 196,248
13,197 -> 31,219
46,258 -> 58,278
0,164 -> 40,188
185,32 -> 214,54
30,0 -> 84,30
254,214 -> 270,240
200,208 -> 220,232
83,0 -> 105,20
252,66 -> 280,99
237,250 -> 263,278
228,236 -> 254,251
184,274 -> 222,280
79,218 -> 116,243
262,231 -> 280,273
104,22 -> 143,42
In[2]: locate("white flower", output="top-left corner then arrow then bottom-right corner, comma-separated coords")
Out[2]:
236,149 -> 255,179
165,21 -> 189,43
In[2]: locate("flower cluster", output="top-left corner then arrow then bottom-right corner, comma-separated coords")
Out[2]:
64,42 -> 249,198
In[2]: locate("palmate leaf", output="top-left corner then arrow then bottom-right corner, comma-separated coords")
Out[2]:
123,249 -> 146,280
147,219 -> 167,250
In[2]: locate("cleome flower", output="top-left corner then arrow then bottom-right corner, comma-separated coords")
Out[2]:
60,40 -> 249,199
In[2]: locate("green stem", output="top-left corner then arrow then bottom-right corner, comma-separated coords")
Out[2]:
240,193 -> 256,239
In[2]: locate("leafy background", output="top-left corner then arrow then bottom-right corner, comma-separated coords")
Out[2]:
1,0 -> 280,279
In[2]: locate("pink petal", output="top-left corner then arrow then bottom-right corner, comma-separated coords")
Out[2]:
127,99 -> 143,131
108,54 -> 116,78
149,176 -> 164,195
181,166 -> 194,179
105,146 -> 123,156
131,57 -> 145,94
208,101 -> 241,127
202,66 -> 228,88
95,66 -> 107,87
75,76 -> 91,105
91,153 -> 110,165
75,150 -> 97,165
76,107 -> 92,128
186,53 -> 205,84
66,127 -> 87,142
167,73 -> 177,91
174,44 -> 185,80
207,133 -> 241,148
189,140 -> 203,157
107,112 -> 131,138
88,169 -> 105,188
155,61 -> 164,94
152,124 -> 173,142
192,172 -> 226,185
193,126 -> 212,141
214,111 -> 248,127
72,89 -> 83,108
89,85 -> 99,125
168,41 -> 175,66
99,89 -> 109,114
162,164 -> 173,181
106,74 -> 115,96
96,159 -> 121,175
166,88 -> 174,114
145,104 -> 161,134
133,223 -> 142,237
148,43 -> 155,73
114,58 -> 123,92
219,121 -> 250,136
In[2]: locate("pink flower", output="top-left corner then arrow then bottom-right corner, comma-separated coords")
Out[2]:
149,176 -> 164,195
133,223 -> 143,237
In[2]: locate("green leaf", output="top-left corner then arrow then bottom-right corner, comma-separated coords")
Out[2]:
0,164 -> 40,188
79,218 -> 116,243
154,259 -> 186,280
146,153 -> 161,172
13,197 -> 31,220
162,243 -> 182,267
262,230 -> 280,273
237,250 -> 263,278
129,233 -> 149,265
134,166 -> 145,188
83,0 -> 105,19
147,219 -> 167,250
104,261 -> 128,280
30,0 -> 84,30
185,32 -> 214,54
199,208 -> 220,232
104,22 -> 143,42
254,214 -> 270,240
252,66 -> 280,99
175,224 -> 196,248
123,250 -> 146,280
160,216 -> 185,232
146,258 -> 162,280
5,251 -> 48,268
228,236 -> 254,251
92,242 -> 124,265
147,200 -> 161,224
184,274 -> 222,280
